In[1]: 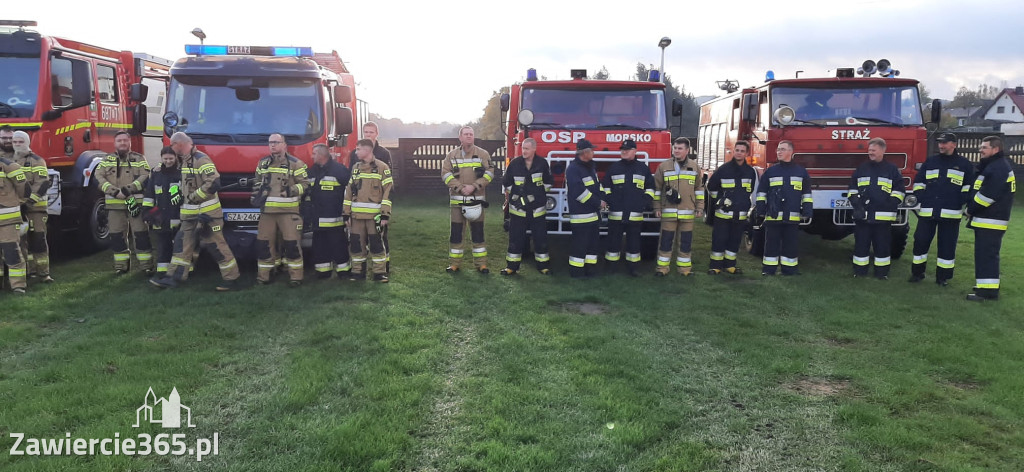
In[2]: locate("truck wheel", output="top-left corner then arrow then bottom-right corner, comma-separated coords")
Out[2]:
745,225 -> 765,256
890,224 -> 910,260
77,181 -> 110,253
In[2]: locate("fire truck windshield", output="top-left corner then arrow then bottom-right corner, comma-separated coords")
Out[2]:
0,57 -> 40,118
771,85 -> 923,126
167,76 -> 323,144
521,88 -> 667,129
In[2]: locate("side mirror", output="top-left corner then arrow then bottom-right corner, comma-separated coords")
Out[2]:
671,98 -> 683,117
131,104 -> 148,134
334,107 -> 354,135
130,83 -> 149,102
334,85 -> 352,104
70,60 -> 93,109
499,93 -> 510,113
930,99 -> 942,124
741,93 -> 757,122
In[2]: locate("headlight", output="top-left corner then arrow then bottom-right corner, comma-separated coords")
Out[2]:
773,106 -> 795,126
903,194 -> 918,207
545,197 -> 556,211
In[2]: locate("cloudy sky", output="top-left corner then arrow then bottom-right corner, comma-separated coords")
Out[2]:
26,0 -> 1024,124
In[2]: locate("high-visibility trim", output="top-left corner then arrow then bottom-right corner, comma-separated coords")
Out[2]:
971,217 -> 1008,230
443,173 -> 455,184
611,174 -> 625,185
976,278 -> 999,289
180,198 -> 221,215
724,251 -> 737,260
874,211 -> 897,221
509,207 -> 526,217
506,253 -> 522,262
710,252 -> 724,261
105,198 -> 126,205
940,209 -> 962,219
913,254 -> 927,264
318,217 -> 345,227
604,252 -> 621,261
913,183 -> 926,191
852,256 -> 870,266
114,253 -> 130,261
918,208 -> 933,217
577,189 -> 593,203
584,255 -> 598,265
780,257 -> 799,267
569,256 -> 585,267
534,253 -> 550,262
657,256 -> 670,266
137,253 -> 153,261
973,193 -> 994,207
335,262 -> 352,272
625,253 -> 641,263
472,247 -> 487,257
936,258 -> 955,269
675,257 -> 691,267
570,213 -> 598,223
315,263 -> 332,272
0,206 -> 22,221
171,257 -> 191,266
8,268 -> 26,277
762,256 -> 779,266
874,256 -> 891,266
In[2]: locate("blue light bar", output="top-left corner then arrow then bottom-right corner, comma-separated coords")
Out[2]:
184,45 -> 313,57
648,69 -> 661,82
185,44 -> 227,55
272,47 -> 313,57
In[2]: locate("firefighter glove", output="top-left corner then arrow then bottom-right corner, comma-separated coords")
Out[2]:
126,197 -> 142,217
169,185 -> 183,206
143,207 -> 160,224
853,208 -> 867,221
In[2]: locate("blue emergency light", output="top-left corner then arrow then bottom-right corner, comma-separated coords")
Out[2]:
185,44 -> 314,57
526,68 -> 538,81
648,69 -> 661,82
765,70 -> 775,82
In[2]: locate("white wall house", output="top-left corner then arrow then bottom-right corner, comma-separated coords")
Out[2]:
983,87 -> 1024,123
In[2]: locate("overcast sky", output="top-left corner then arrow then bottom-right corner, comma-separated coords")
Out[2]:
27,0 -> 1024,124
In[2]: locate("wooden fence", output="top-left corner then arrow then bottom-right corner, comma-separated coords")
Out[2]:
927,133 -> 1024,169
387,138 -> 507,193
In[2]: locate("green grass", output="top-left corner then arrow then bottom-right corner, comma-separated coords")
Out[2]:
1,194 -> 1023,471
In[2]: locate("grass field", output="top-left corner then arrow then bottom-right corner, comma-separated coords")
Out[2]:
1,194 -> 1023,471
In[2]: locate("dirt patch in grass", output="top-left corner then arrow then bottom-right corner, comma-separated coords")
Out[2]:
945,380 -> 983,391
559,302 -> 608,316
825,337 -> 855,347
785,377 -> 850,397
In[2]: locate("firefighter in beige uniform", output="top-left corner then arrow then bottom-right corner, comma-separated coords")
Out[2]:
94,131 -> 154,274
344,139 -> 392,282
0,151 -> 28,293
253,134 -> 310,286
9,131 -> 52,282
441,126 -> 494,273
653,137 -> 705,276
150,132 -> 240,291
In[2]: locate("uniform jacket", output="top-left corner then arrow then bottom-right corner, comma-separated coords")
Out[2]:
967,151 -> 1015,231
13,150 -> 48,214
603,158 -> 655,221
565,156 -> 602,223
756,161 -> 813,223
253,152 -> 310,215
442,145 -> 493,206
848,160 -> 905,223
653,156 -> 705,220
0,157 -> 28,226
179,149 -> 223,220
706,159 -> 756,220
308,158 -> 350,229
143,163 -> 182,230
912,152 -> 975,220
344,158 -> 393,220
349,142 -> 392,169
94,151 -> 150,210
503,155 -> 552,218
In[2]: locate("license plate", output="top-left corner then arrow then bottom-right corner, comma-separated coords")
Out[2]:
224,212 -> 261,222
830,198 -> 851,208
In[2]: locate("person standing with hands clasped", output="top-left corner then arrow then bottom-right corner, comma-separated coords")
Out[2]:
566,139 -> 605,278
756,140 -> 812,276
965,136 -> 1015,302
653,137 -> 704,277
604,139 -> 655,276
344,139 -> 393,282
501,138 -> 553,276
848,138 -> 904,280
706,141 -> 756,275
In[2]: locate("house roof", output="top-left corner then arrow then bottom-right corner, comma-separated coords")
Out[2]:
986,88 -> 1024,116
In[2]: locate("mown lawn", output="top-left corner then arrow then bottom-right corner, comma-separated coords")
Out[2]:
1,194 -> 1022,471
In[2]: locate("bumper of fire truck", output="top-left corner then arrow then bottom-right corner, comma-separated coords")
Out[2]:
221,207 -> 314,260
542,188 -> 662,237
812,189 -> 918,226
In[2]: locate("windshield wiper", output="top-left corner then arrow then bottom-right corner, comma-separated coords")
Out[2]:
789,119 -> 826,128
595,123 -> 640,129
185,132 -> 235,143
848,116 -> 903,126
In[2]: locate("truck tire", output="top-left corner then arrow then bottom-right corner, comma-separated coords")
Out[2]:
890,224 -> 909,260
745,225 -> 765,256
77,180 -> 110,253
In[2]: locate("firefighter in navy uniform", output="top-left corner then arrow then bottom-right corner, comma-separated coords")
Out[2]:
10,131 -> 52,282
603,139 -> 654,276
0,151 -> 28,293
142,146 -> 184,277
566,139 -> 604,278
908,132 -> 974,285
501,137 -> 553,276
252,134 -> 310,286
848,138 -> 905,280
965,135 -> 1015,302
308,144 -> 351,279
653,137 -> 705,276
755,140 -> 813,275
706,141 -> 757,275
94,131 -> 153,275
344,139 -> 392,282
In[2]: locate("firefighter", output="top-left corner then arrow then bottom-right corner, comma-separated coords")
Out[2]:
965,136 -> 1015,302
0,147 -> 28,293
252,134 -> 310,286
604,139 -> 655,276
8,131 -> 52,282
142,146 -> 184,277
348,121 -> 393,271
706,140 -> 757,275
908,132 -> 974,286
566,139 -> 604,278
94,130 -> 153,275
344,139 -> 392,282
848,138 -> 905,280
653,137 -> 704,276
755,140 -> 813,276
150,132 -> 240,291
500,137 -> 553,276
308,143 -> 351,279
441,126 -> 494,273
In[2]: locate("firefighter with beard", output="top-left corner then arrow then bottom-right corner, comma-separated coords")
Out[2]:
653,137 -> 705,276
94,130 -> 153,275
603,139 -> 655,276
253,133 -> 310,286
500,137 -> 553,276
308,143 -> 352,279
142,146 -> 184,277
706,140 -> 757,275
7,130 -> 52,282
0,132 -> 28,293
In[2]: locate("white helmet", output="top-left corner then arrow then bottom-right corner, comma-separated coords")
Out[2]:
18,220 -> 29,237
461,204 -> 483,222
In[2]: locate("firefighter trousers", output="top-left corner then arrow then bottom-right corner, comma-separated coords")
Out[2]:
313,227 -> 351,278
568,220 -> 600,278
20,211 -> 49,277
256,213 -> 303,283
657,218 -> 694,274
505,213 -> 549,272
853,222 -> 892,277
449,207 -> 486,269
606,218 -> 642,271
108,209 -> 153,272
763,223 -> 800,275
710,217 -> 745,271
153,226 -> 181,275
972,227 -> 1004,299
1,224 -> 26,291
166,218 -> 239,283
912,217 -> 961,282
350,219 -> 386,276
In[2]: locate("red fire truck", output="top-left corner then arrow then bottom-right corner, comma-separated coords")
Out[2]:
0,20 -> 169,251
161,44 -> 357,256
500,68 -> 680,235
696,61 -> 941,256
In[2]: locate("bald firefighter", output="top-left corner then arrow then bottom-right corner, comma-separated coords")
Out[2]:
253,133 -> 310,286
344,139 -> 393,282
441,126 -> 494,273
94,130 -> 154,275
